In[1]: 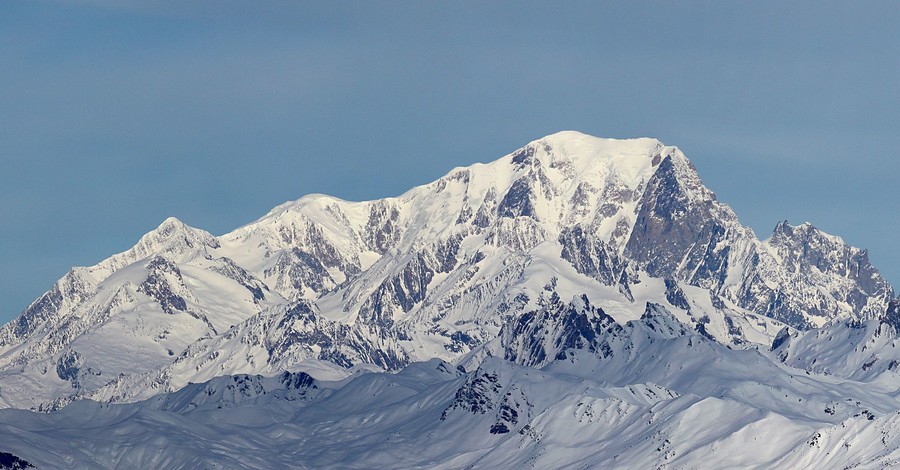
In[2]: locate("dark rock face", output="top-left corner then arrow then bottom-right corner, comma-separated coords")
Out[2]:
433,235 -> 462,273
709,292 -> 726,310
664,278 -> 690,311
771,327 -> 791,352
365,202 -> 402,254
138,257 -> 188,314
360,254 -> 434,328
731,222 -> 893,328
489,422 -> 509,434
770,222 -> 882,288
767,289 -> 812,330
390,254 -> 433,311
0,452 -> 34,470
626,156 -> 703,276
444,330 -> 477,353
472,188 -> 497,228
625,156 -> 732,291
559,226 -> 624,286
266,248 -> 335,297
265,301 -> 409,371
619,154 -> 890,329
491,387 -> 529,434
55,350 -> 83,388
881,300 -> 900,333
279,370 -> 316,391
722,315 -> 743,341
501,294 -> 622,368
357,235 -> 462,328
220,374 -> 266,400
442,369 -> 501,419
639,302 -> 691,338
154,369 -> 322,413
680,224 -> 731,291
569,182 -> 595,218
510,145 -> 536,168
269,219 -> 361,298
497,177 -> 536,219
617,265 -> 637,302
440,363 -> 533,434
269,302 -> 330,356
768,222 -> 893,315
732,253 -> 806,328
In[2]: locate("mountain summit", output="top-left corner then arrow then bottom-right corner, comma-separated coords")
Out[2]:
0,131 -> 892,410
2,132 -> 900,468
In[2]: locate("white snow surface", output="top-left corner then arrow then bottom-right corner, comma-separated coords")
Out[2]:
4,313 -> 900,469
0,131 -> 896,468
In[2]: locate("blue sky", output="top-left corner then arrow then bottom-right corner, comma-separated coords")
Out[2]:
1,1 -> 898,324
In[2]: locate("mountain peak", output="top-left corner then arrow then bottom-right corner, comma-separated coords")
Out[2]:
155,216 -> 189,234
97,217 -> 220,273
526,132 -> 676,171
140,216 -> 218,248
537,131 -> 664,152
769,220 -> 847,248
0,129 -> 896,418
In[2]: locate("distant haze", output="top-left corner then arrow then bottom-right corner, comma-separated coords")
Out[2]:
1,1 -> 898,323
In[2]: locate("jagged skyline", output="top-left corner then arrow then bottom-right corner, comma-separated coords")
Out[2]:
2,1 -> 898,323
0,131 -> 888,410
2,130 -> 899,467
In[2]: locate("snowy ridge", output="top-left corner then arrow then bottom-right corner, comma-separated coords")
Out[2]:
0,219 -> 280,409
0,131 -> 894,416
5,312 -> 900,468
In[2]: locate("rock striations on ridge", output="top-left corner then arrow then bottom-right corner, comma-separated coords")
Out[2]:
0,131 -> 893,410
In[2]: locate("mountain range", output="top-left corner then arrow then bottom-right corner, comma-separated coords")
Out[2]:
0,131 -> 897,468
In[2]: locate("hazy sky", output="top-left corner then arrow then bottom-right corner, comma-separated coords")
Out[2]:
1,1 -> 898,324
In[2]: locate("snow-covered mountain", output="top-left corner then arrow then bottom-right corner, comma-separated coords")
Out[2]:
4,303 -> 900,468
0,131 -> 892,411
0,130 -> 898,467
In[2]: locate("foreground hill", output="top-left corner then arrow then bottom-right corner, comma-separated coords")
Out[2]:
4,303 -> 900,468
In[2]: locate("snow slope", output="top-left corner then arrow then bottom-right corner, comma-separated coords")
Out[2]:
3,306 -> 900,468
0,131 -> 893,412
